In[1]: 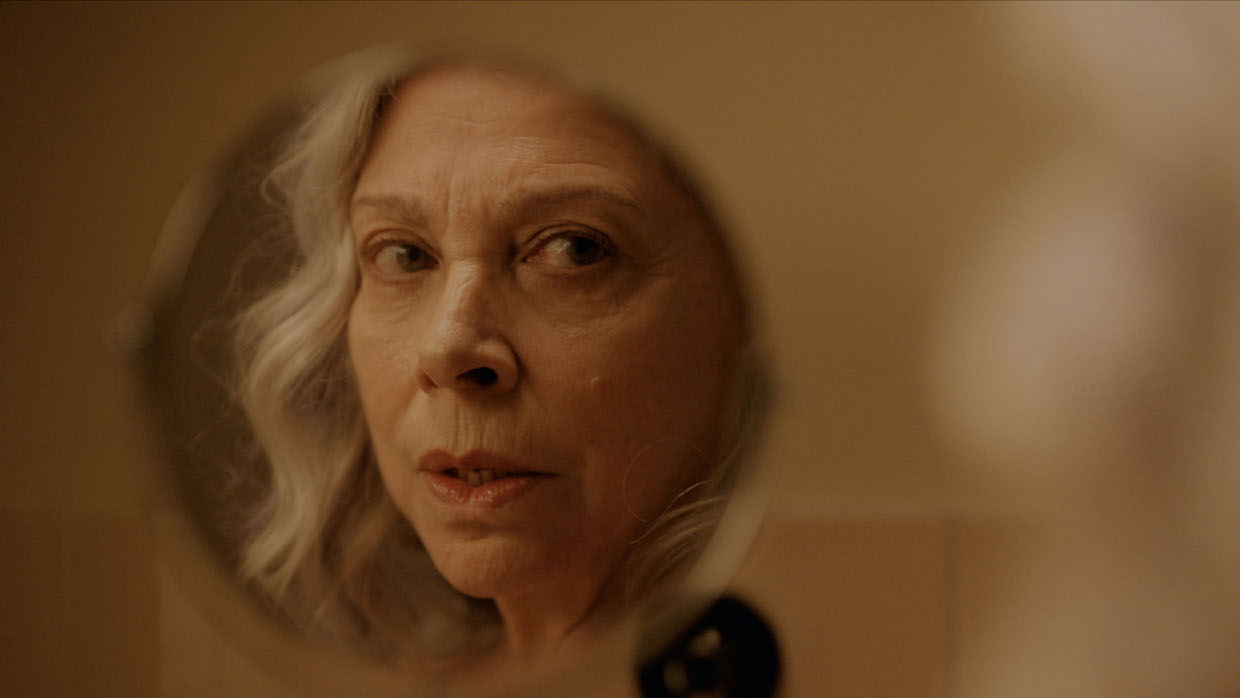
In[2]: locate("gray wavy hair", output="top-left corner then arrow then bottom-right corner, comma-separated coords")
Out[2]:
233,53 -> 763,658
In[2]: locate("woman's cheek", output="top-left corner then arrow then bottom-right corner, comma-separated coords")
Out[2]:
350,308 -> 418,415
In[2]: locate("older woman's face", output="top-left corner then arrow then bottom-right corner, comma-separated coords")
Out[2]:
347,68 -> 740,605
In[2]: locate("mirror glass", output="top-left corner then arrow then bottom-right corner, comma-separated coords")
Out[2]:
133,46 -> 769,691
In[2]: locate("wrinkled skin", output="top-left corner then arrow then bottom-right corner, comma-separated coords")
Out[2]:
347,66 -> 741,661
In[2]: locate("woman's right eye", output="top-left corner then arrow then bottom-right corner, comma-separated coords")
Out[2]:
370,241 -> 435,276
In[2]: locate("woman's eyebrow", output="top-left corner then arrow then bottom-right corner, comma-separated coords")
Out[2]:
497,185 -> 645,221
350,194 -> 429,227
350,185 -> 646,228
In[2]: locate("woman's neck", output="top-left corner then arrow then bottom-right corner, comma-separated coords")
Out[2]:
492,573 -> 623,665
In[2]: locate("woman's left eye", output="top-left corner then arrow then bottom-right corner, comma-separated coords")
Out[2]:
367,240 -> 436,278
529,233 -> 610,269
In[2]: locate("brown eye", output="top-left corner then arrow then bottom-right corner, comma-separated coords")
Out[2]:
537,234 -> 609,269
373,242 -> 434,275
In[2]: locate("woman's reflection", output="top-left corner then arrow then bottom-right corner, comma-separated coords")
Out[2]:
232,60 -> 755,673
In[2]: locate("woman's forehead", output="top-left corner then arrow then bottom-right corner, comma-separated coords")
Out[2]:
359,65 -> 689,218
386,66 -> 631,145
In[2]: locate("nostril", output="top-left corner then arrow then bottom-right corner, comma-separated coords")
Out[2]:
460,366 -> 498,387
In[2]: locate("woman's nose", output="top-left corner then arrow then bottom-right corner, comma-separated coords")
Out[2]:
417,264 -> 519,395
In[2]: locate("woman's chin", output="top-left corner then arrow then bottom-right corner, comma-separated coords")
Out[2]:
427,537 -> 555,600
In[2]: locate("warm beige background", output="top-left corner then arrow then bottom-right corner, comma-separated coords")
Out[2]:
0,3 -> 1041,696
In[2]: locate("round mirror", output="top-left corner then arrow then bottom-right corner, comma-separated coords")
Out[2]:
130,45 -> 771,694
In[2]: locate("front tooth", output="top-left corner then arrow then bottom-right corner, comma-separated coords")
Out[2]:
478,469 -> 495,484
464,469 -> 482,486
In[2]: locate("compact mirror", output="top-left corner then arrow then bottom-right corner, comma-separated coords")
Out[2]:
131,46 -> 770,694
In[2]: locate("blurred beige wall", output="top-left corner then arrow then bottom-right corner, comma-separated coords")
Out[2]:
0,3 -> 1041,696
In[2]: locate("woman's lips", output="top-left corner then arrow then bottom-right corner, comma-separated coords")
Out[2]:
418,450 -> 553,508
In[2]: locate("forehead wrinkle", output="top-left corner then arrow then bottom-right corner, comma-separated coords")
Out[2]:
498,130 -> 643,166
409,103 -> 492,127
